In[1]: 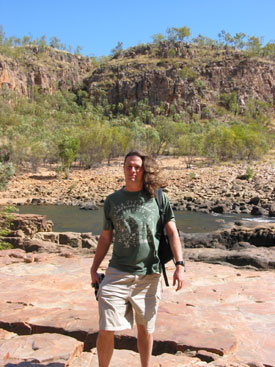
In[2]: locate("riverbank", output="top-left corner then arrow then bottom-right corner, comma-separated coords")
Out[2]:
0,156 -> 274,217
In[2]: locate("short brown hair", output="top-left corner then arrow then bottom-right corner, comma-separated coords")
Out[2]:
124,150 -> 163,197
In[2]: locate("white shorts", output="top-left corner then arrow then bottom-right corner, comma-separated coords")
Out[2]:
97,267 -> 161,333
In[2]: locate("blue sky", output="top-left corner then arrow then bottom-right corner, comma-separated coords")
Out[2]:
1,0 -> 274,57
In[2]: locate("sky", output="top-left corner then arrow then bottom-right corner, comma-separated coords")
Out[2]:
0,0 -> 274,57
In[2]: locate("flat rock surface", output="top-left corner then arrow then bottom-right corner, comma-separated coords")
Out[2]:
0,332 -> 83,366
0,251 -> 274,366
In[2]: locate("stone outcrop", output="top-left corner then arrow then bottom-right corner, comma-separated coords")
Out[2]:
84,42 -> 274,114
1,42 -> 274,115
0,252 -> 274,366
3,213 -> 274,269
3,214 -> 98,256
0,46 -> 93,97
0,333 -> 84,366
181,224 -> 275,270
182,224 -> 275,250
10,213 -> 53,235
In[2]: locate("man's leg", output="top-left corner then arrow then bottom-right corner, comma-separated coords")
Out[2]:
137,324 -> 153,367
96,330 -> 115,367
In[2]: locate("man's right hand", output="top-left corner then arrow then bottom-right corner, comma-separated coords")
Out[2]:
91,269 -> 100,286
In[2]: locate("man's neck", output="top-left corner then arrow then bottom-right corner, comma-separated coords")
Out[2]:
124,183 -> 143,192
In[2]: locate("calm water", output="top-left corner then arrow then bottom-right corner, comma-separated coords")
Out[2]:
18,205 -> 274,235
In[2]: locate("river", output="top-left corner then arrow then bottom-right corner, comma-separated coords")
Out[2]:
17,205 -> 275,235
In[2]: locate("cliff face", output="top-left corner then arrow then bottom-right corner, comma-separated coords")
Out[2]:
84,43 -> 275,114
0,42 -> 274,115
0,46 -> 94,97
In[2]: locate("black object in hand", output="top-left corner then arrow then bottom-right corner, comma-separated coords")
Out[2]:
91,273 -> 105,300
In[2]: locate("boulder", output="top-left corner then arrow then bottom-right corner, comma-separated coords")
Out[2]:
34,231 -> 59,243
251,206 -> 266,216
211,204 -> 227,214
182,224 -> 275,251
269,204 -> 275,217
59,232 -> 82,248
81,238 -> 97,250
0,333 -> 83,366
185,247 -> 275,269
22,238 -> 59,253
10,214 -> 52,237
248,196 -> 260,205
80,202 -> 98,210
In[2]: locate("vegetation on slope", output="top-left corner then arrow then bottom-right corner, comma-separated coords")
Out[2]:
0,25 -> 274,186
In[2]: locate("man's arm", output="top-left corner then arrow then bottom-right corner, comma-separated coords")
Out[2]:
165,221 -> 184,291
90,229 -> 113,285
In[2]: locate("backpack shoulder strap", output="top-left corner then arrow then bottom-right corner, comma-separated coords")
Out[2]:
155,188 -> 170,286
155,188 -> 164,215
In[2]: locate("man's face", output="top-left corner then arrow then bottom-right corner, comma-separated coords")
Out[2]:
124,155 -> 144,188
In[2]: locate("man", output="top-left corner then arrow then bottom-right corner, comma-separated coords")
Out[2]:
90,150 -> 184,367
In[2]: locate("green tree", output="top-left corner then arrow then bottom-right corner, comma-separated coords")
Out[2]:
0,162 -> 14,190
111,41 -> 123,57
49,36 -> 61,49
192,34 -> 217,47
58,135 -> 80,178
262,41 -> 275,57
218,30 -> 234,47
151,33 -> 165,44
233,32 -> 247,50
166,26 -> 190,42
246,36 -> 263,56
0,25 -> 6,45
74,45 -> 83,55
219,92 -> 240,114
176,132 -> 202,167
175,26 -> 191,41
153,116 -> 178,154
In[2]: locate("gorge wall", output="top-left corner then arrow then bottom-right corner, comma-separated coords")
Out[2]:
0,42 -> 274,115
0,46 -> 94,97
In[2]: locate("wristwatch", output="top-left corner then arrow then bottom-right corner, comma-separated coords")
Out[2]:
175,260 -> 185,267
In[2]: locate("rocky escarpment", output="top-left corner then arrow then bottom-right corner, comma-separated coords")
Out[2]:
84,42 -> 275,114
1,41 -> 274,115
0,46 -> 94,97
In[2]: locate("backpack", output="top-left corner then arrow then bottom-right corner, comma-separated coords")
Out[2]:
155,188 -> 175,286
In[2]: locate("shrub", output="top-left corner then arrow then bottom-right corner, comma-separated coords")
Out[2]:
0,205 -> 18,250
219,92 -> 240,114
0,162 -> 15,191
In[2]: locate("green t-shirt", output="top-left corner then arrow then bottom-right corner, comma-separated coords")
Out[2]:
103,188 -> 175,274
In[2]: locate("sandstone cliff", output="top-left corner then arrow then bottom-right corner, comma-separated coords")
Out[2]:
0,46 -> 94,97
0,41 -> 274,116
84,42 -> 275,115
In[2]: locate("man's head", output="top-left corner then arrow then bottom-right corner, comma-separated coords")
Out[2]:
123,150 -> 145,191
123,150 -> 162,196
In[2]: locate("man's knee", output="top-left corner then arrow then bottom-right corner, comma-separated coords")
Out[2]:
137,324 -> 152,336
98,330 -> 115,338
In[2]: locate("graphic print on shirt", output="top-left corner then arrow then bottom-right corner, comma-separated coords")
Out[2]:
112,198 -> 158,249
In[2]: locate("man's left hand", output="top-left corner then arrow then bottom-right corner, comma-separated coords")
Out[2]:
173,266 -> 185,291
